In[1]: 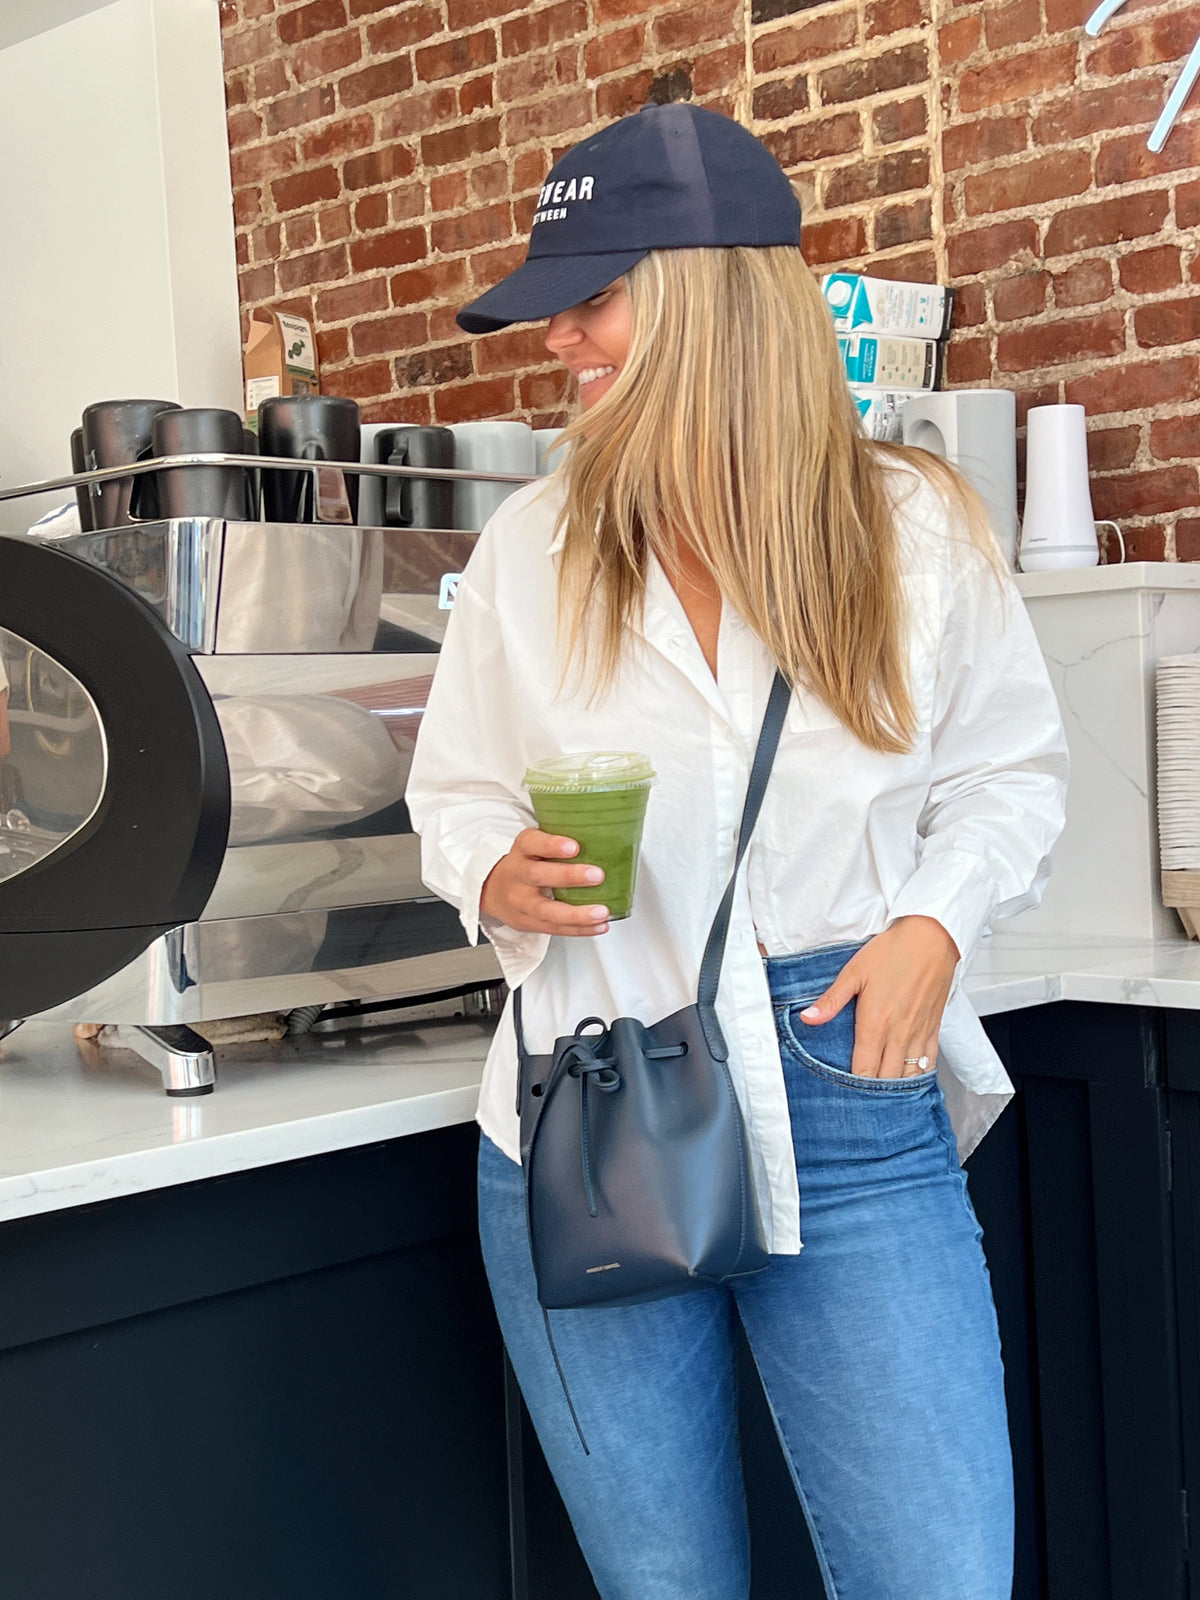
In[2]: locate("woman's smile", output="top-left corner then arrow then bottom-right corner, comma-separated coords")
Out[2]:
544,279 -> 632,412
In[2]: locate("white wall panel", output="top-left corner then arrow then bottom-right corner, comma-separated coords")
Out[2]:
0,0 -> 241,531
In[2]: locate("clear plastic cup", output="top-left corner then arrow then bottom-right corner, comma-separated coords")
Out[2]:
523,751 -> 656,921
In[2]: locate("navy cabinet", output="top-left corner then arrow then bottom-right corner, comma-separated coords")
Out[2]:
2,1001 -> 1197,1599
0,1125 -> 511,1600
973,1003 -> 1188,1600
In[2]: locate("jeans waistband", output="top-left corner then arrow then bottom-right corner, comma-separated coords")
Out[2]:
763,939 -> 869,1004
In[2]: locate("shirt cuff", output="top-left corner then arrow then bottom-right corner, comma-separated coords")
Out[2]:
886,847 -> 999,983
457,830 -> 551,989
480,918 -> 552,989
457,830 -> 518,949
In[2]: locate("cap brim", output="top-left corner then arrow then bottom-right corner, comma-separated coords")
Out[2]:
456,250 -> 649,333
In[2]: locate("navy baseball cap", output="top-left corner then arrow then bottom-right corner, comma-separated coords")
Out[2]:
456,102 -> 802,333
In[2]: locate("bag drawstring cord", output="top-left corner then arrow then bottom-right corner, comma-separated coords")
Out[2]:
562,1027 -> 686,1219
561,1031 -> 621,1218
542,1308 -> 591,1456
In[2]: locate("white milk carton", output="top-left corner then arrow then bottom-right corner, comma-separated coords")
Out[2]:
823,273 -> 954,339
849,388 -> 926,442
838,333 -> 942,391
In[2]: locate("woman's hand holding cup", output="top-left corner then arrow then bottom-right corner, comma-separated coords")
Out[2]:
480,830 -> 610,936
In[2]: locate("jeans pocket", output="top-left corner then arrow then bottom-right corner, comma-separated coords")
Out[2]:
776,997 -> 937,1093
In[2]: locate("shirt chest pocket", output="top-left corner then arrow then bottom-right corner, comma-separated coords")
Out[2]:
783,575 -> 940,740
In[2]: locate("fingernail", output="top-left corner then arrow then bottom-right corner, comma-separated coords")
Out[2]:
590,905 -> 609,920
560,840 -> 578,855
584,867 -> 604,884
594,923 -> 610,935
800,1005 -> 820,1019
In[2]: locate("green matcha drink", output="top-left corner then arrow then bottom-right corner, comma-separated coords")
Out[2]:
523,752 -> 656,921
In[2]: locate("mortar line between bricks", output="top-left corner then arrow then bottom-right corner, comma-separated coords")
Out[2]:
740,0 -> 754,127
929,0 -> 949,291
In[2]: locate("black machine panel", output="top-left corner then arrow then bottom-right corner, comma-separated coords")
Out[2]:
0,536 -> 230,1016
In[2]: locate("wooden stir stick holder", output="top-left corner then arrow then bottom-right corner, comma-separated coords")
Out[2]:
1162,872 -> 1200,940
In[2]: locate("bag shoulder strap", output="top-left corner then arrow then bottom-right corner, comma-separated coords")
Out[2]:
696,668 -> 790,1010
513,983 -> 527,1108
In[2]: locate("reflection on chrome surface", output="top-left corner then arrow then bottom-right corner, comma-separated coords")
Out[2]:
0,626 -> 107,885
54,519 -> 224,652
51,518 -> 479,654
196,654 -> 434,849
34,904 -> 502,1024
217,523 -> 384,652
216,693 -> 406,845
200,835 -> 425,922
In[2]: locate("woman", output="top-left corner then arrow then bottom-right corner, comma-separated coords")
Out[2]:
406,103 -> 1067,1600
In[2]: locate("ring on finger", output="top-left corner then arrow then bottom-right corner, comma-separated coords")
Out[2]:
903,1055 -> 931,1072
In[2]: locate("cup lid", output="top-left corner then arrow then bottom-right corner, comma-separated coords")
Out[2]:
523,751 -> 656,793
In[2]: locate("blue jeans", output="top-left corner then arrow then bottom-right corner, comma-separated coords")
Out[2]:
478,941 -> 1014,1600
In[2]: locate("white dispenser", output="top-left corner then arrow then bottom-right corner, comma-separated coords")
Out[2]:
534,428 -> 566,476
357,422 -> 394,528
900,389 -> 1019,567
1018,403 -> 1119,572
447,421 -> 538,530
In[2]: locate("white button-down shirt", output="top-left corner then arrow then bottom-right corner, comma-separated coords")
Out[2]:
406,467 -> 1068,1253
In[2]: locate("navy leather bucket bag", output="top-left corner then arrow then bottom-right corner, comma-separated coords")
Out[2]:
514,671 -> 790,1312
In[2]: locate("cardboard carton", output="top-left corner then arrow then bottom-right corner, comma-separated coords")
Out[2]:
837,333 -> 942,391
849,388 -> 927,441
243,308 -> 319,427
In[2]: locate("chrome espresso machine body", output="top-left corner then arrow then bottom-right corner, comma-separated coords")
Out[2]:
0,453 -> 527,1092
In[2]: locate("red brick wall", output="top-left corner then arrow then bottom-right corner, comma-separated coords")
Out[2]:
219,0 -> 1200,553
939,0 -> 1200,561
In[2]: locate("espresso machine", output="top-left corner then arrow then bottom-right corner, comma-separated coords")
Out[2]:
0,434 -> 546,1094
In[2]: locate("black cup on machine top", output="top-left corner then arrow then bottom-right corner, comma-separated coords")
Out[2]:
258,395 -> 361,524
69,427 -> 94,533
80,398 -> 180,529
151,407 -> 255,520
242,427 -> 261,520
375,426 -> 455,530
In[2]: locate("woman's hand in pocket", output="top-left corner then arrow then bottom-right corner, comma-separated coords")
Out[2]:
796,916 -> 959,1078
480,830 -> 610,936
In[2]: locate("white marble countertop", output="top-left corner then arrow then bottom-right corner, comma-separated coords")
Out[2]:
965,931 -> 1200,1013
1014,560 -> 1200,597
0,1016 -> 493,1225
4,932 -> 1200,1228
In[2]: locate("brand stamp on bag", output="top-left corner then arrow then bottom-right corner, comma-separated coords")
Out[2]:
585,1262 -> 621,1274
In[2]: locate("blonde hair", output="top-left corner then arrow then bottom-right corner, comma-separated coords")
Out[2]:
548,245 -> 997,754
